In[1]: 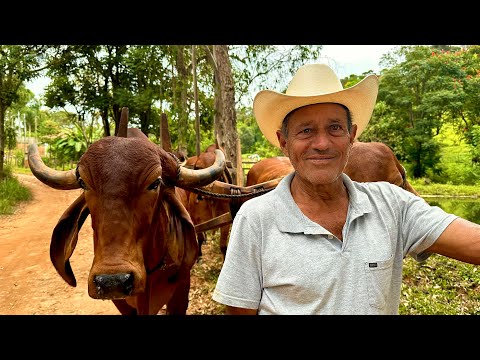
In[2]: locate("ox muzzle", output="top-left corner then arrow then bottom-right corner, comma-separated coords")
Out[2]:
92,272 -> 135,299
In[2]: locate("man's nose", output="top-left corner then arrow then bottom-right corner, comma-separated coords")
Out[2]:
310,131 -> 330,149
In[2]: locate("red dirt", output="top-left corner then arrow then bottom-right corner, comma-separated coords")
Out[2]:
0,173 -> 225,315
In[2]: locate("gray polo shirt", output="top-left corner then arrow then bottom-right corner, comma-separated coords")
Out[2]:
212,172 -> 458,315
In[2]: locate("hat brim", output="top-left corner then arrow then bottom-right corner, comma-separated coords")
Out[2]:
253,74 -> 379,147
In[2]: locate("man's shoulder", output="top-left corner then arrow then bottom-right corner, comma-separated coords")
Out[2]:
240,187 -> 277,210
350,179 -> 417,202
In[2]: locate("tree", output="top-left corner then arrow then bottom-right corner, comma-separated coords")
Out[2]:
0,45 -> 46,179
22,45 -> 324,172
212,45 -> 239,183
361,45 -> 470,178
434,46 -> 480,165
44,45 -> 130,137
121,46 -> 170,138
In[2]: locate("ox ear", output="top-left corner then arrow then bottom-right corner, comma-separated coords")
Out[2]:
50,193 -> 90,287
161,188 -> 198,270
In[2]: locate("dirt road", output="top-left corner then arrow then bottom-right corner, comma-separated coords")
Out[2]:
0,174 -> 224,315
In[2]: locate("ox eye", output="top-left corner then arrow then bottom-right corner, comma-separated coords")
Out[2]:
78,178 -> 87,190
148,177 -> 162,191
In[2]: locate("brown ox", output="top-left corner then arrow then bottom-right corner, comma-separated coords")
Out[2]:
183,145 -> 232,260
246,141 -> 419,196
27,108 -> 225,315
246,156 -> 295,186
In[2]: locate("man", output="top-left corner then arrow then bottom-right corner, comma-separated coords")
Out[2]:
212,63 -> 480,315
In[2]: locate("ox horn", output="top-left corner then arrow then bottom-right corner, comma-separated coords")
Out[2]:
160,112 -> 172,152
117,107 -> 129,137
176,149 -> 226,188
27,143 -> 80,190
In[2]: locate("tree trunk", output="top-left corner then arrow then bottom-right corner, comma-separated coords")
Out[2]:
101,108 -> 110,137
192,45 -> 201,157
213,45 -> 239,184
0,104 -> 5,180
175,46 -> 189,157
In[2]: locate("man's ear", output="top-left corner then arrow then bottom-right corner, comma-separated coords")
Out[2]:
350,124 -> 358,143
276,130 -> 289,156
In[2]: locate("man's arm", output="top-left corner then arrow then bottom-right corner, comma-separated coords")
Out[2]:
225,305 -> 258,315
427,217 -> 480,264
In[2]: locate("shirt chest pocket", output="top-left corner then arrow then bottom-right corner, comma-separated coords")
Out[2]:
364,255 -> 394,309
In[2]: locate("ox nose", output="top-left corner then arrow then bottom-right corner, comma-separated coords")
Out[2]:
93,273 -> 134,299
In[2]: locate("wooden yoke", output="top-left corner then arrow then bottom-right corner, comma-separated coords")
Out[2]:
192,177 -> 284,233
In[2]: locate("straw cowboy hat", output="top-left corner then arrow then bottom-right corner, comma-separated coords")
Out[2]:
253,63 -> 379,147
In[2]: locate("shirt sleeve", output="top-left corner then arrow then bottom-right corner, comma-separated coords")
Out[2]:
399,191 -> 458,261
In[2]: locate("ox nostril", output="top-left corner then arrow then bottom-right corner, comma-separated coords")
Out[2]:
94,273 -> 134,299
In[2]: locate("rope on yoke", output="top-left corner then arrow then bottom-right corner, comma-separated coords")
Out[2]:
190,186 -> 274,199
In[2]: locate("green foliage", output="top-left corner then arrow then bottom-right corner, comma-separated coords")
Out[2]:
13,149 -> 24,167
412,123 -> 480,185
4,123 -> 17,150
363,45 -> 480,179
400,255 -> 480,314
434,144 -> 480,185
48,125 -> 103,168
37,110 -> 72,143
0,167 -> 32,215
0,46 -> 47,179
236,106 -> 283,158
9,44 -> 480,184
464,125 -> 480,165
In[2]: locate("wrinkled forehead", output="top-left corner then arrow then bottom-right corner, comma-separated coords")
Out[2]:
285,103 -> 349,130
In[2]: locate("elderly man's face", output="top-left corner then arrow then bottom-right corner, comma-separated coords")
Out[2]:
276,103 -> 356,186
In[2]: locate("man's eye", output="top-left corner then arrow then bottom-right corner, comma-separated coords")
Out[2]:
330,124 -> 348,136
148,178 -> 162,190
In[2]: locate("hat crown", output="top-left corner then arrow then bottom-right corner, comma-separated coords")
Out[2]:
286,63 -> 343,96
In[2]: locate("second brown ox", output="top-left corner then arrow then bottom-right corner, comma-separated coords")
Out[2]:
184,144 -> 232,260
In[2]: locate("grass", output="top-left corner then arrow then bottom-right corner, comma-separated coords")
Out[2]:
0,167 -> 32,215
400,255 -> 480,314
410,179 -> 480,198
12,166 -> 34,175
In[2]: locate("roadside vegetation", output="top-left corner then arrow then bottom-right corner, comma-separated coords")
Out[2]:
0,166 -> 32,215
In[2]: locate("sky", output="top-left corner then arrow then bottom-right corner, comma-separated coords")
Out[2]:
26,45 -> 398,98
317,45 -> 398,78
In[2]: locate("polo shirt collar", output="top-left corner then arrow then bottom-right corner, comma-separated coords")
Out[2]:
273,172 -> 372,234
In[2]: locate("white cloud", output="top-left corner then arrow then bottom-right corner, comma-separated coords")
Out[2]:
318,45 -> 398,78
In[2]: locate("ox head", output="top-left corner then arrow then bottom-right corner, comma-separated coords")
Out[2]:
28,108 -> 225,311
